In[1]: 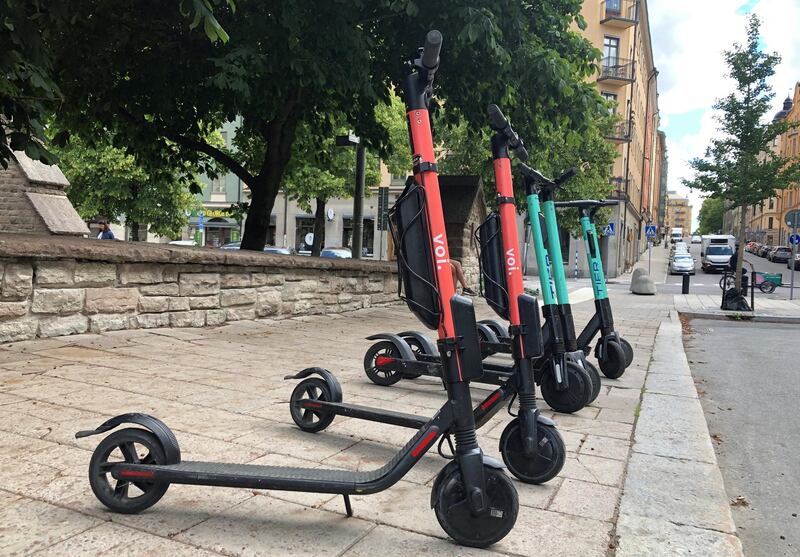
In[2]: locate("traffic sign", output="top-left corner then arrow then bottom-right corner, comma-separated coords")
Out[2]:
198,209 -> 204,231
377,187 -> 390,231
603,222 -> 616,236
645,224 -> 657,238
790,234 -> 800,246
785,209 -> 800,228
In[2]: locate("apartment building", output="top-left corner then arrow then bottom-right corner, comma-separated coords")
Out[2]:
665,191 -> 692,235
575,0 -> 664,277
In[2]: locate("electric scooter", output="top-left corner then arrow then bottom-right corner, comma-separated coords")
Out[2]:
285,105 -> 567,485
554,199 -> 634,378
74,32 -> 520,548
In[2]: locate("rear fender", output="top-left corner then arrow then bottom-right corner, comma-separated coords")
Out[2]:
283,367 -> 343,402
398,331 -> 438,356
476,323 -> 500,344
365,333 -> 416,361
478,319 -> 510,340
75,413 -> 181,464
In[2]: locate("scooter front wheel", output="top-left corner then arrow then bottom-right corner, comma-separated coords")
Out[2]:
539,362 -> 591,414
88,428 -> 170,514
289,377 -> 336,432
363,341 -> 404,386
584,360 -> 602,402
499,419 -> 565,484
619,337 -> 634,367
598,340 -> 626,379
433,464 -> 518,548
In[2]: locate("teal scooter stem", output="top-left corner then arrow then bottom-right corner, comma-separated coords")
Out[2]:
555,200 -> 634,378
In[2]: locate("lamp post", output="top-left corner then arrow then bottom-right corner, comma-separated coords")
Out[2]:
336,132 -> 365,260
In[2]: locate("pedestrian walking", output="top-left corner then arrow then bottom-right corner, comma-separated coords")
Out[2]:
97,222 -> 115,240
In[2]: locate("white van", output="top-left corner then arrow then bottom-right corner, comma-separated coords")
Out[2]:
701,235 -> 735,273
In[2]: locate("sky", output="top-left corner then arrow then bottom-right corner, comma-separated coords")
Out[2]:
648,0 -> 800,230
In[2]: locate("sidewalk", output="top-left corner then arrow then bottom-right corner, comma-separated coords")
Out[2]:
675,292 -> 800,323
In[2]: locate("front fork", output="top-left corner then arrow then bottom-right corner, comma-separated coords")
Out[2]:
447,380 -> 489,515
541,304 -> 569,391
515,357 -> 540,458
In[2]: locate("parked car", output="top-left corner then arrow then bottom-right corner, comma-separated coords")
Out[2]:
789,253 -> 800,271
320,247 -> 352,259
768,246 -> 791,263
168,240 -> 198,247
758,245 -> 772,257
691,235 -> 702,244
670,253 -> 696,275
221,241 -> 295,255
220,241 -> 241,250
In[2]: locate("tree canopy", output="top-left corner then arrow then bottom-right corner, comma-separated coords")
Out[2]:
41,0 -> 608,250
697,197 -> 725,235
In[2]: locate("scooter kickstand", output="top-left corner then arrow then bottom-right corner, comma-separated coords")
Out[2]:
343,494 -> 353,517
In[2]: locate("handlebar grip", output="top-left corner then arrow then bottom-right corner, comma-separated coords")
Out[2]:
422,30 -> 443,69
555,167 -> 578,185
487,104 -> 509,131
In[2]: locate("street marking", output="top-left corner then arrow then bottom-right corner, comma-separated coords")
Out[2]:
569,287 -> 596,305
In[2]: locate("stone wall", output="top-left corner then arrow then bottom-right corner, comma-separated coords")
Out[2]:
0,160 -> 54,234
0,234 -> 398,343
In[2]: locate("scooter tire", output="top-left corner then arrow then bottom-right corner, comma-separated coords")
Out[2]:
620,337 -> 634,367
499,419 -> 566,484
584,360 -> 602,403
598,340 -> 626,379
540,362 -> 591,414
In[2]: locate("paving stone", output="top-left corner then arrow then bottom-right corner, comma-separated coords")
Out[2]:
548,478 -> 620,521
645,372 -> 699,398
176,495 -> 374,556
344,524 -> 507,556
579,434 -> 631,461
561,453 -> 626,487
616,513 -> 744,557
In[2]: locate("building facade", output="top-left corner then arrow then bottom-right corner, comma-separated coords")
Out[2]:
575,0 -> 664,277
664,191 -> 692,235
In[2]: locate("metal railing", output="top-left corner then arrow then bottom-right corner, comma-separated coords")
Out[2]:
605,121 -> 632,142
602,0 -> 639,23
599,57 -> 635,82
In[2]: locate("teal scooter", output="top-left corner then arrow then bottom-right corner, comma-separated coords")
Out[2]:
516,165 -> 601,404
555,200 -> 633,378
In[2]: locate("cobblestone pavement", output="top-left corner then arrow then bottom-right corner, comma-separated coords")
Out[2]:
0,287 -> 672,556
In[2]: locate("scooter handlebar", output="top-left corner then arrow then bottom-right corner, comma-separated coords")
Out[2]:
518,163 -> 552,185
487,104 -> 528,161
555,168 -> 578,186
421,30 -> 442,70
554,199 -> 618,209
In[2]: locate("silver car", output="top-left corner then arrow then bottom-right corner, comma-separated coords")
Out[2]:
670,253 -> 696,275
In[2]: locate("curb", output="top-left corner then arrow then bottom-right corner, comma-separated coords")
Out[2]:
676,309 -> 800,325
615,310 -> 744,556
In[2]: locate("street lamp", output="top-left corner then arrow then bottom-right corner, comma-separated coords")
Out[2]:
336,132 -> 366,260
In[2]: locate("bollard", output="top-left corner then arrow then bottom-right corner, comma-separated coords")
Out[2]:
682,273 -> 690,294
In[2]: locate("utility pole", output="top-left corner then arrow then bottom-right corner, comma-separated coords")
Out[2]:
336,132 -> 365,259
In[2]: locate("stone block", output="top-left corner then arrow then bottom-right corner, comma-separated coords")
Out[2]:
251,273 -> 268,287
139,282 -> 179,296
630,268 -> 657,295
89,314 -> 129,333
119,263 -> 162,284
220,288 -> 257,307
31,288 -> 85,315
298,279 -> 318,293
136,313 -> 170,329
257,290 -> 282,316
0,318 -> 37,343
168,297 -> 190,311
187,296 -> 219,309
162,265 -> 179,282
169,310 -> 206,327
0,301 -> 29,320
205,309 -> 227,326
282,284 -> 300,301
221,272 -> 251,288
34,261 -> 75,286
38,314 -> 88,337
264,273 -> 284,286
85,288 -> 139,314
73,263 -> 117,286
138,296 -> 169,313
2,263 -> 33,300
179,273 -> 220,296
225,307 -> 256,321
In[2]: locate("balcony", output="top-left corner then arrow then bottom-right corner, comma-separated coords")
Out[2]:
605,121 -> 632,143
601,0 -> 639,28
598,57 -> 635,85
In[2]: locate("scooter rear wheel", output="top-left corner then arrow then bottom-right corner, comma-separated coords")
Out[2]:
88,428 -> 169,514
539,362 -> 591,414
433,464 -> 518,548
499,419 -> 565,484
363,341 -> 404,386
289,377 -> 336,432
598,340 -> 626,379
620,337 -> 634,367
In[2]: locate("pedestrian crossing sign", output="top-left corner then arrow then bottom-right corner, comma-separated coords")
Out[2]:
645,224 -> 657,238
603,223 -> 616,236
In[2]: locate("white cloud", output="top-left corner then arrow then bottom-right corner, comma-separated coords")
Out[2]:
650,0 -> 800,229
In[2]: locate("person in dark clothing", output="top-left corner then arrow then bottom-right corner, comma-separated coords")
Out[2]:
729,243 -> 740,272
97,222 -> 115,240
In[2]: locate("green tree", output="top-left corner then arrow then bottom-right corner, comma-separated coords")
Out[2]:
56,137 -> 198,239
282,124 -> 380,256
0,0 -> 230,169
683,15 -> 800,290
697,197 -> 725,235
48,0 -> 606,251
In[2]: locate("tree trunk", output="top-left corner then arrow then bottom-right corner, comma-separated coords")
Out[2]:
735,204 -> 748,292
241,179 -> 273,250
130,221 -> 142,242
312,196 -> 326,257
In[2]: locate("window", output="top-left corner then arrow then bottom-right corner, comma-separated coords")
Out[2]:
295,216 -> 317,252
220,131 -> 228,147
768,217 -> 774,229
342,217 -> 376,257
606,0 -> 621,15
601,91 -> 618,114
769,198 -> 774,209
604,37 -> 620,63
211,177 -> 226,194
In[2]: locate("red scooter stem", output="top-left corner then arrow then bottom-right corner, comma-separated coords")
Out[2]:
407,108 -> 457,340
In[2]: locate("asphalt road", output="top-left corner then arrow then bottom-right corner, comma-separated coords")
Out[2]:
684,318 -> 800,557
658,242 -> 800,297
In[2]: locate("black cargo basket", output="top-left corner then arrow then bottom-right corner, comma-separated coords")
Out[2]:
477,213 -> 509,321
388,181 -> 442,330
